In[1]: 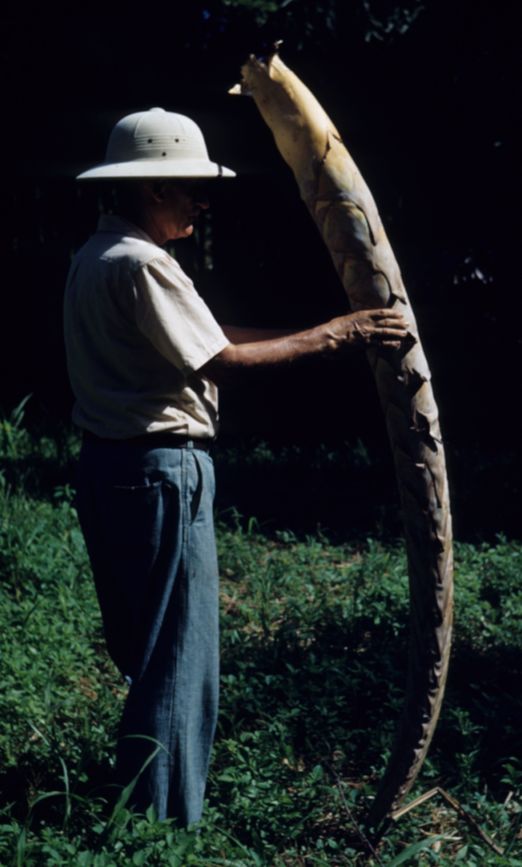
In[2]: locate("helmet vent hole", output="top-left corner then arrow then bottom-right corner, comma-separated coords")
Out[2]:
162,151 -> 167,157
175,138 -> 180,143
147,138 -> 153,143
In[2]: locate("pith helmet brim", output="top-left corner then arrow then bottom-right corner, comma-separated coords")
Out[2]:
77,159 -> 236,180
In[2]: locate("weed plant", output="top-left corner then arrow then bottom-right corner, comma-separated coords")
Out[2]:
0,406 -> 520,864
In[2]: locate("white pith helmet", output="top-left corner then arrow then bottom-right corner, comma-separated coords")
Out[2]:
77,107 -> 236,180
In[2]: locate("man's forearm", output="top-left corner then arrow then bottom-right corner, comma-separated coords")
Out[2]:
202,309 -> 410,385
221,324 -> 298,343
210,323 -> 335,378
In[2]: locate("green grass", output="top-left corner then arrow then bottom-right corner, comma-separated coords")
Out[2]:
0,409 -> 521,864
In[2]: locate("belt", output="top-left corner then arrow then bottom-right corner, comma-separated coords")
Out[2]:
82,430 -> 213,452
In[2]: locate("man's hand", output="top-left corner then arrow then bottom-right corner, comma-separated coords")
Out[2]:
201,308 -> 411,384
327,308 -> 411,352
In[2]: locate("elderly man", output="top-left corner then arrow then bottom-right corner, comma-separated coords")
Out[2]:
64,107 -> 408,826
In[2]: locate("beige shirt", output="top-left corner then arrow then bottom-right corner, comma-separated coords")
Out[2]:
64,215 -> 229,439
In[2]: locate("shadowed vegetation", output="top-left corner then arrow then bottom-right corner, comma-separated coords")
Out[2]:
0,412 -> 520,864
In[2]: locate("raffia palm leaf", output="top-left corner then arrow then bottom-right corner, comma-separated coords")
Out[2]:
232,51 -> 454,836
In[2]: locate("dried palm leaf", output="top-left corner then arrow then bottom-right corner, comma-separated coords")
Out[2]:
232,50 -> 454,837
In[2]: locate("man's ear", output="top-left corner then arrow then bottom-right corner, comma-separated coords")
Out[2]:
147,181 -> 168,203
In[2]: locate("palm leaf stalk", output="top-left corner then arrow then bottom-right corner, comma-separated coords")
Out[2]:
231,50 -> 454,838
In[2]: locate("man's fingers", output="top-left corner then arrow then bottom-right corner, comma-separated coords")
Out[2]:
370,329 -> 409,349
371,312 -> 410,329
380,320 -> 409,331
366,310 -> 409,325
346,309 -> 412,350
369,327 -> 408,338
383,327 -> 409,336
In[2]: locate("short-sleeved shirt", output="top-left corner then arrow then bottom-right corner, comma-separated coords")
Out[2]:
63,214 -> 229,439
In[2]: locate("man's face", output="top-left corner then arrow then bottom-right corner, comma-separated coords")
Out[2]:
160,181 -> 210,240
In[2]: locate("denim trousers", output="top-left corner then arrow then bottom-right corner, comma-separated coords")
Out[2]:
75,437 -> 219,825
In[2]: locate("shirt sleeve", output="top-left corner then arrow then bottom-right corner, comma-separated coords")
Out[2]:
133,254 -> 230,373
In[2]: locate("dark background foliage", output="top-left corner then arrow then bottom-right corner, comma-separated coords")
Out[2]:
1,0 -> 520,537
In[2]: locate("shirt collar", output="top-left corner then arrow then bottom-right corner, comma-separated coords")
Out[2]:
96,213 -> 156,245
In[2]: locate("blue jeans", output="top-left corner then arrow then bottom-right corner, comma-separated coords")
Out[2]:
75,437 -> 219,824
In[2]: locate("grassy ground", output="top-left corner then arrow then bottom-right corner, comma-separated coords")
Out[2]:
0,410 -> 521,865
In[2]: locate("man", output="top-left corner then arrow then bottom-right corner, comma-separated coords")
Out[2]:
64,107 -> 408,826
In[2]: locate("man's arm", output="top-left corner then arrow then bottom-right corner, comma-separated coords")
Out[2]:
202,308 -> 410,384
221,325 -> 296,343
